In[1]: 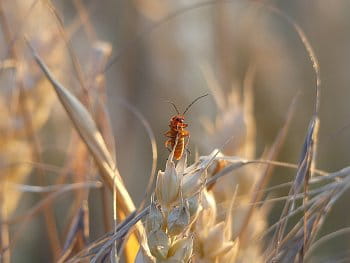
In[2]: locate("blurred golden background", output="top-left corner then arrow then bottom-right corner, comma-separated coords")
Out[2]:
1,0 -> 350,262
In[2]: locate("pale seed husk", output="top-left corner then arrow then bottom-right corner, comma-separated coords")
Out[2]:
167,236 -> 193,263
167,203 -> 190,236
148,229 -> 170,260
182,169 -> 206,198
187,193 -> 201,219
146,203 -> 164,233
155,162 -> 180,207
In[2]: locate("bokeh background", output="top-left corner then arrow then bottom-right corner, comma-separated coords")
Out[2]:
1,0 -> 350,262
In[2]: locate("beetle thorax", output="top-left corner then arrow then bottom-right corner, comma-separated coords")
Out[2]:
170,115 -> 187,129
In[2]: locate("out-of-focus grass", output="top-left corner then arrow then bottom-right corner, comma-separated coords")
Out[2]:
1,0 -> 350,262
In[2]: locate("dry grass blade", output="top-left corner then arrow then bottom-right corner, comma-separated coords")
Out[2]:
43,0 -> 88,94
305,227 -> 350,260
5,182 -> 102,226
67,209 -> 146,263
117,100 -> 158,211
276,214 -> 319,263
27,44 -> 146,255
29,44 -> 133,211
271,115 -> 319,258
59,204 -> 89,263
275,185 -> 338,263
261,5 -> 322,260
260,165 -> 350,243
0,181 -> 102,256
115,100 -> 158,262
264,196 -> 325,262
293,117 -> 319,197
9,182 -> 99,193
267,167 -> 350,262
266,5 -> 321,115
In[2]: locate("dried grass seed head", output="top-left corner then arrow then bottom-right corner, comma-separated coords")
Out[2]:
155,159 -> 181,208
146,202 -> 164,233
167,201 -> 191,236
167,235 -> 194,263
147,229 -> 170,260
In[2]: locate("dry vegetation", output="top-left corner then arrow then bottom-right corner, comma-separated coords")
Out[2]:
1,0 -> 350,262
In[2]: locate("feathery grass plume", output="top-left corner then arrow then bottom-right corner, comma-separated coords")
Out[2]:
199,64 -> 267,261
193,188 -> 239,262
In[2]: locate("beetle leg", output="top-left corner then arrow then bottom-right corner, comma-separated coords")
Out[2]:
165,139 -> 173,152
185,135 -> 191,156
164,130 -> 175,138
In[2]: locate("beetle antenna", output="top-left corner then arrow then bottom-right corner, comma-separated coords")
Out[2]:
183,93 -> 209,115
165,100 -> 180,115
